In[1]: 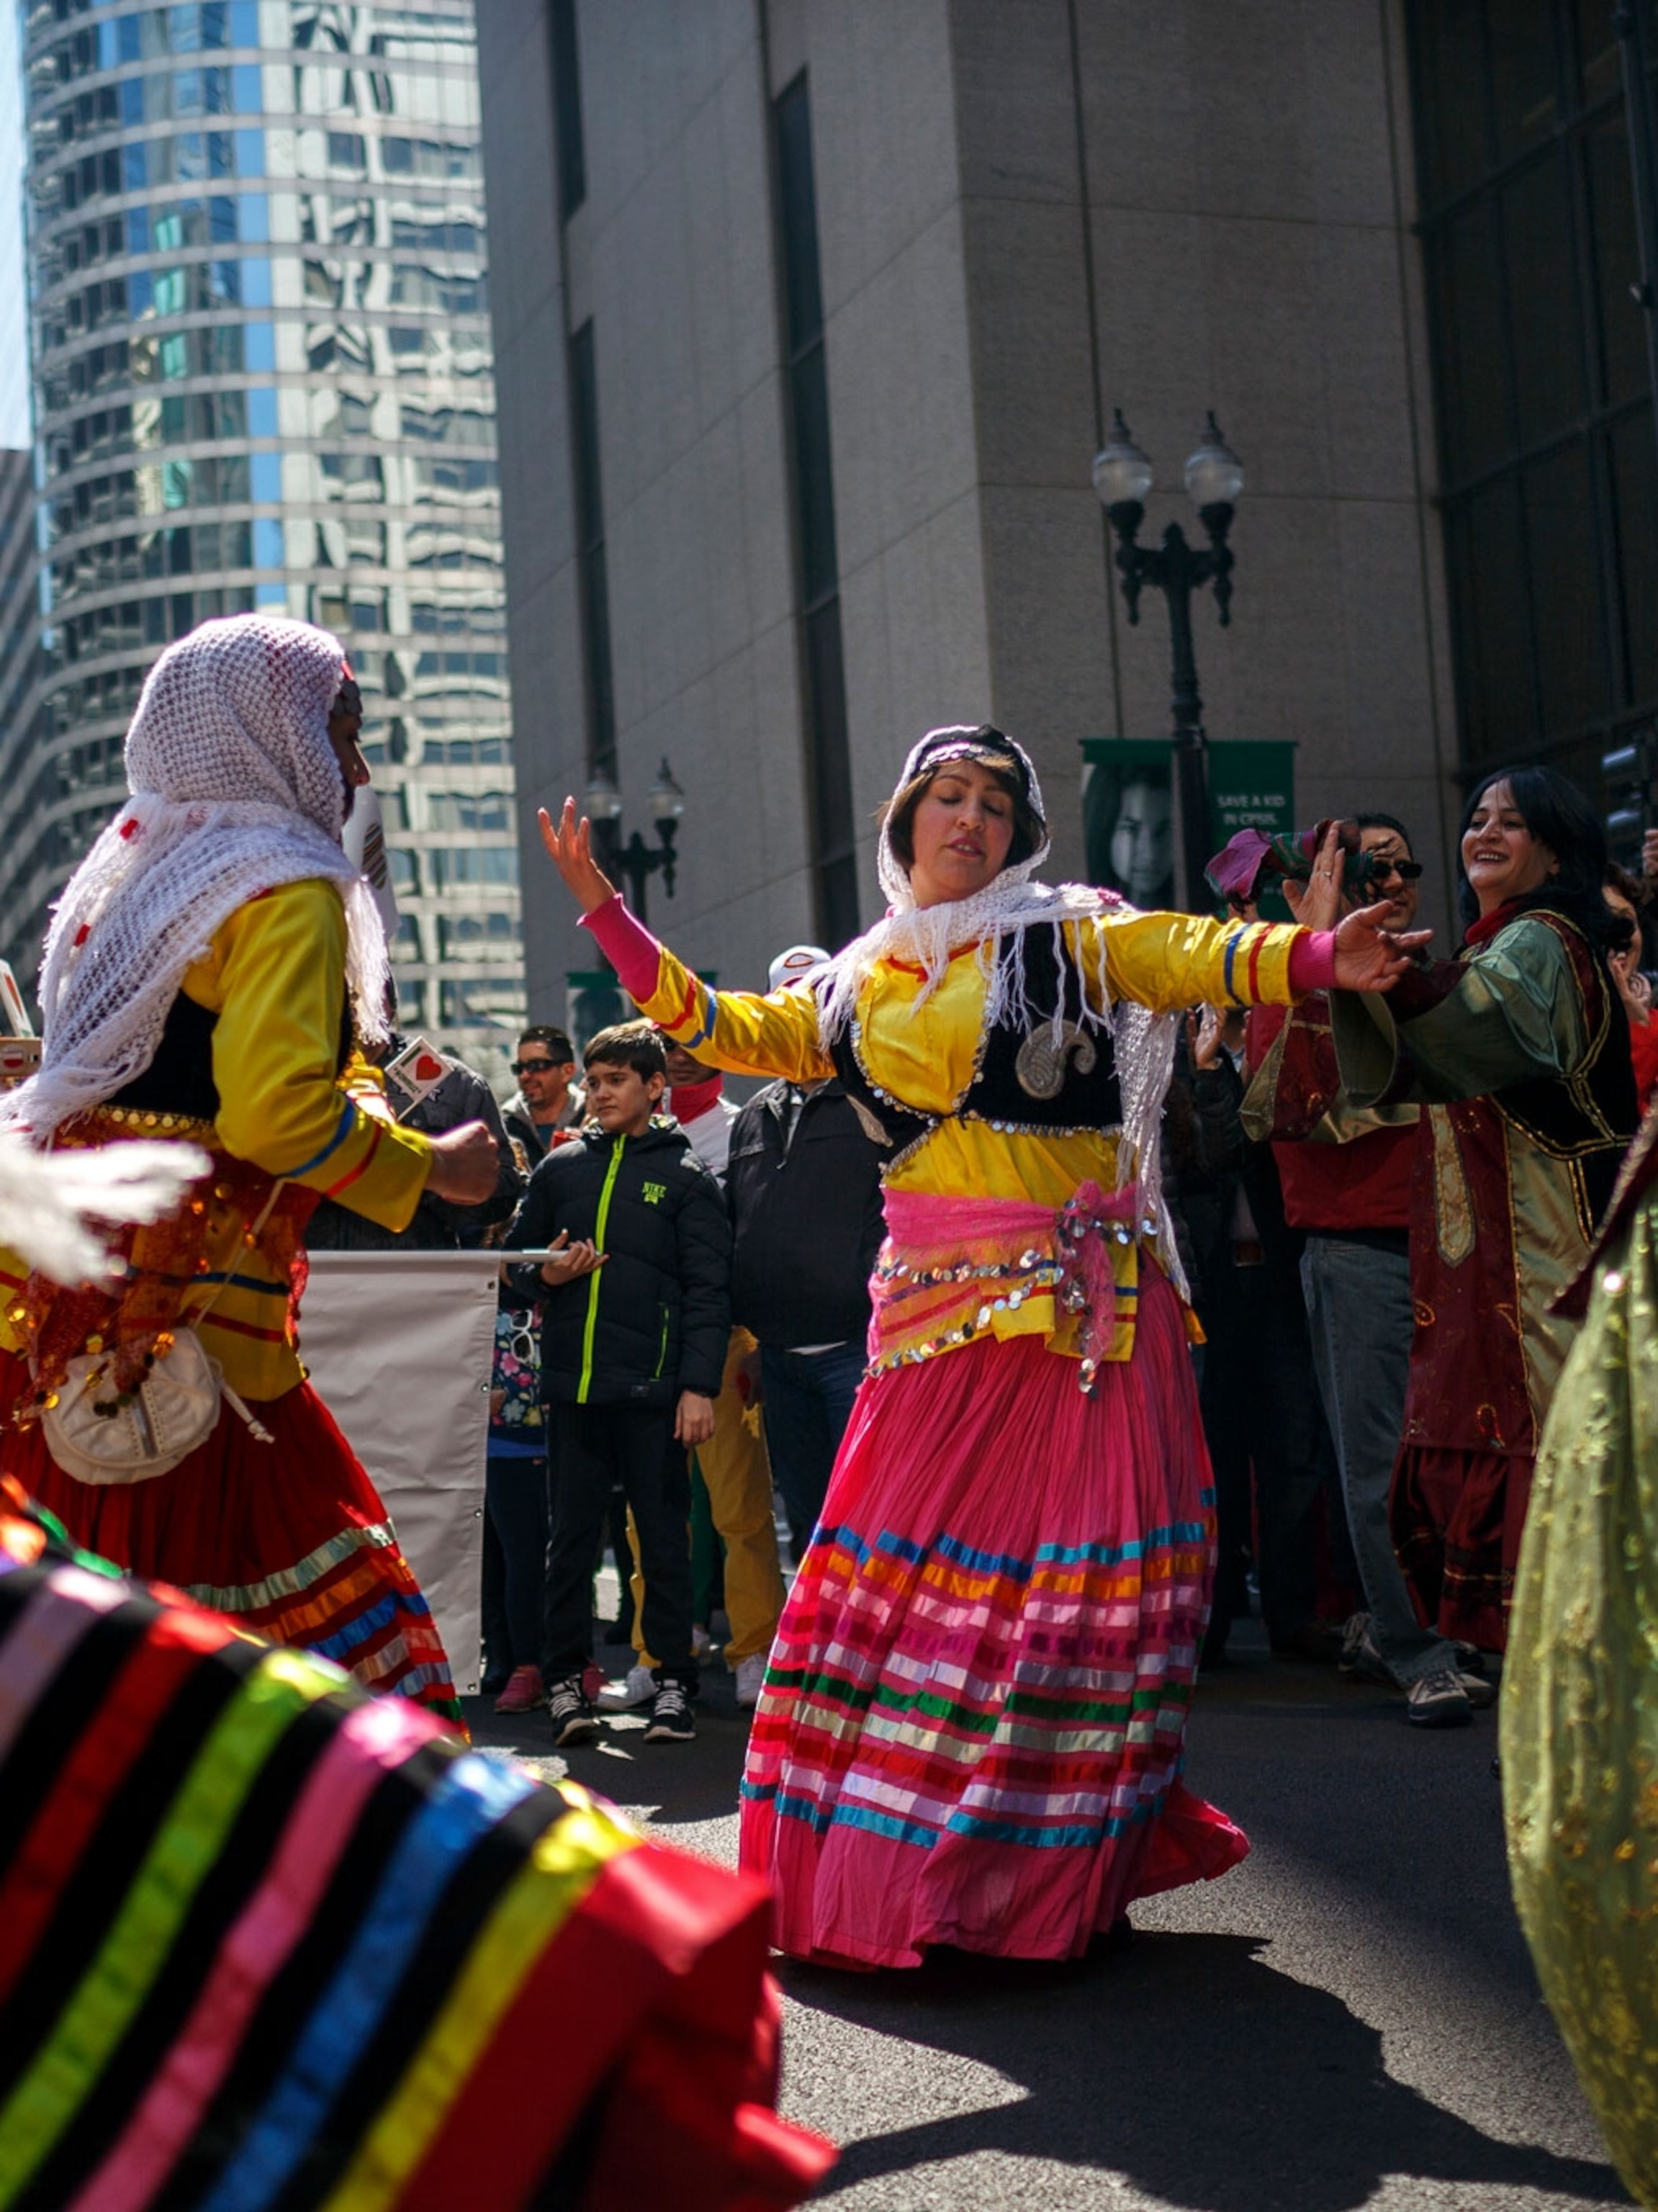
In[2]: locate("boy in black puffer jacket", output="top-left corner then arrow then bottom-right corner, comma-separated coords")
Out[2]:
506,1022 -> 730,1745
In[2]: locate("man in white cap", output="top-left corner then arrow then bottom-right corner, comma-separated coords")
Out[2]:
724,945 -> 888,1564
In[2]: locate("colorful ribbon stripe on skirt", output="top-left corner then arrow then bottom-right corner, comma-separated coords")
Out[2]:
0,1480 -> 833,2212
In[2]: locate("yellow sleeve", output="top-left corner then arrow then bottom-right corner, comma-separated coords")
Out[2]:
636,938 -> 832,1084
196,879 -> 433,1229
1075,909 -> 1307,1015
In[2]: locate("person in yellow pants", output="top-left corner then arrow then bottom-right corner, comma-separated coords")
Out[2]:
605,1325 -> 785,1710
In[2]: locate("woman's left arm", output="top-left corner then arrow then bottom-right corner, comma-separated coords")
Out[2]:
1080,903 -> 1420,1017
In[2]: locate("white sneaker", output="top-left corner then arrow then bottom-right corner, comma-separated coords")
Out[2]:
596,1663 -> 656,1712
734,1653 -> 766,1709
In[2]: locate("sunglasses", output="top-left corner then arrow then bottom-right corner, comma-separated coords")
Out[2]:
512,1058 -> 560,1076
1367,858 -> 1424,882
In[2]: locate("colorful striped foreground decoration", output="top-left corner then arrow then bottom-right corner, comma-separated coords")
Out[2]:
0,1478 -> 834,2212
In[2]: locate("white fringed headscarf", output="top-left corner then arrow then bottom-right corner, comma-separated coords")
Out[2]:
1,615 -> 390,1142
812,725 -> 1186,1292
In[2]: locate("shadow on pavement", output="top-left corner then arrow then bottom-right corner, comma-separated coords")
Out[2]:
788,1931 -> 1627,2211
460,1672 -> 754,1831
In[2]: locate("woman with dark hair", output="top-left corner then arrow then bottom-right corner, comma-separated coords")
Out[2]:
1331,765 -> 1638,1663
541,723 -> 1420,1969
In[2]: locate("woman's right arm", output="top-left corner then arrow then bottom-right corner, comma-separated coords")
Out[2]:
1330,918 -> 1587,1109
541,800 -> 832,1084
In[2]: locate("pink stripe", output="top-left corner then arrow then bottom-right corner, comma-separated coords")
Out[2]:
0,1566 -> 127,1761
1287,928 -> 1335,994
579,892 -> 664,1002
68,1695 -> 433,2212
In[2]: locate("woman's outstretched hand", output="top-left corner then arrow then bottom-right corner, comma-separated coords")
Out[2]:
1332,902 -> 1431,992
538,798 -> 618,914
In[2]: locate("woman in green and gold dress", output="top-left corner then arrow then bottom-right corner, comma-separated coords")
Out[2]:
1503,1109 -> 1658,2208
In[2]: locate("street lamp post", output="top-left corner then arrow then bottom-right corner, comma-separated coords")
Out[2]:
1091,410 -> 1245,909
581,757 -> 686,925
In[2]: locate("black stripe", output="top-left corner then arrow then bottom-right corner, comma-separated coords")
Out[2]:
0,1571 -> 163,1871
17,1686 -> 346,2212
0,1627 -> 256,2108
148,1735 -> 453,2212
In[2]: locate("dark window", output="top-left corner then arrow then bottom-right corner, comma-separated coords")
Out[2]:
549,0 -> 586,220
567,318 -> 615,775
773,73 -> 857,946
1406,0 -> 1658,816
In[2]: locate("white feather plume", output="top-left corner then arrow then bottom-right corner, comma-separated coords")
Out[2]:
0,1136 -> 210,1287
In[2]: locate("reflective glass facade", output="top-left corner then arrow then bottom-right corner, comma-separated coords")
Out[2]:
9,0 -> 520,1082
1406,0 -> 1658,801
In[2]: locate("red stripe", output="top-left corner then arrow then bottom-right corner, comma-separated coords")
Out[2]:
1246,928 -> 1265,1001
202,1311 -> 290,1344
320,1122 -> 380,1200
0,1606 -> 234,2004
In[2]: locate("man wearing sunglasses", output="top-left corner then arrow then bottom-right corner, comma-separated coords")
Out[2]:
1243,816 -> 1490,1727
504,1025 -> 584,1163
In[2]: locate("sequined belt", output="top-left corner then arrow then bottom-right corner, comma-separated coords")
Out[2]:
868,1179 -> 1139,1394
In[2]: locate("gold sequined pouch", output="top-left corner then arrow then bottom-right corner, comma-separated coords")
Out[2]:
35,1182 -> 283,1484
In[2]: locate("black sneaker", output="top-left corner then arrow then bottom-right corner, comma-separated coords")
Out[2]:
643,1678 -> 696,1743
546,1673 -> 600,1747
1405,1667 -> 1474,1728
1459,1669 -> 1497,1710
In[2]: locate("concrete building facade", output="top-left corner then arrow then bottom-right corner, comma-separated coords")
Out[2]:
478,0 -> 1467,1015
10,0 -> 522,1079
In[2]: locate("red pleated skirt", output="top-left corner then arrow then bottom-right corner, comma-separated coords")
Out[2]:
0,1351 -> 462,1726
1390,1441 -> 1533,1654
739,1263 -> 1247,1969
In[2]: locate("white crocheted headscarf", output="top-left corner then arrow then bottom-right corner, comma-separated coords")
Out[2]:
811,724 -> 1187,1292
1,614 -> 391,1141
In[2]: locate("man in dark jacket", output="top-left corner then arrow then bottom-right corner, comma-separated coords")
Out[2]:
507,1021 -> 729,1747
307,1030 -> 523,1250
725,947 -> 888,1557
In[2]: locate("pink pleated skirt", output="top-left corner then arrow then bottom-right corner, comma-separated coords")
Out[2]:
739,1262 -> 1248,1969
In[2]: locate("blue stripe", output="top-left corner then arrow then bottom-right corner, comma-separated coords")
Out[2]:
305,1588 -> 430,1665
1221,928 -> 1244,1004
945,1798 -> 1158,1848
281,1097 -> 356,1180
197,1753 -> 537,2212
681,987 -> 719,1050
816,1521 -> 1210,1583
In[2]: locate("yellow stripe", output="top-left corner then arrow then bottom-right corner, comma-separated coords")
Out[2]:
0,1647 -> 339,2205
317,1786 -> 640,2212
577,1138 -> 625,1405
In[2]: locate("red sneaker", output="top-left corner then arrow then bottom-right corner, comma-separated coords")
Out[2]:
493,1664 -> 544,1714
580,1660 -> 609,1704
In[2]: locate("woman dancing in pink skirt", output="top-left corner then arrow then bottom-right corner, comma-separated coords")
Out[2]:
541,725 -> 1421,1969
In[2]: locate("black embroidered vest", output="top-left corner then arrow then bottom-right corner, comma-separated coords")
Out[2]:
107,989 -> 356,1125
826,927 -> 1121,1164
109,991 -> 221,1121
1492,909 -> 1636,1225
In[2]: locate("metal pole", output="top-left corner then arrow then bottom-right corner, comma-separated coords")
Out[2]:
1615,0 -> 1658,480
1159,528 -> 1212,913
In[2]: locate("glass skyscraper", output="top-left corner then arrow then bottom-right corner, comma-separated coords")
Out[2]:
7,0 -> 520,1082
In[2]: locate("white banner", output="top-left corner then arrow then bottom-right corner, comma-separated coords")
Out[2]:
298,1250 -> 501,1695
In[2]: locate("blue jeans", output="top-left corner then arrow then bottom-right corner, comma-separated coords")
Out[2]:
759,1342 -> 867,1551
1299,1234 -> 1458,1686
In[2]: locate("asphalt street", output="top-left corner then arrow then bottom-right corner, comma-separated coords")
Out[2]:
467,1625 -> 1633,2212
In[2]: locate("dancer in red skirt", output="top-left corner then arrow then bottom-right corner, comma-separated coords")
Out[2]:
539,726 -> 1425,1968
0,614 -> 499,1726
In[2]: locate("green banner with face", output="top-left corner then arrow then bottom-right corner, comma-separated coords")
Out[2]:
1081,738 -> 1297,917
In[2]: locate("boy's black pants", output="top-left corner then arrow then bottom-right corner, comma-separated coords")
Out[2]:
542,1401 -> 696,1687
